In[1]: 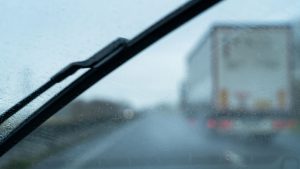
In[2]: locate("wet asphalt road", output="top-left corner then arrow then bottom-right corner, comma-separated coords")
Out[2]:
31,111 -> 300,169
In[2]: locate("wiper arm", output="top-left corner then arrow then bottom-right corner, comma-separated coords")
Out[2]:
0,0 -> 221,156
0,38 -> 128,124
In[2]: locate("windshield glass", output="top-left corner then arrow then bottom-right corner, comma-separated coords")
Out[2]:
0,0 -> 187,139
1,0 -> 300,169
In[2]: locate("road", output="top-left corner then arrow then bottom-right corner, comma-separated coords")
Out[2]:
31,111 -> 300,169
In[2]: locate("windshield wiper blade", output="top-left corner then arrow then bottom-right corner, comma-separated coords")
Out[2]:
0,38 -> 128,124
0,0 -> 221,156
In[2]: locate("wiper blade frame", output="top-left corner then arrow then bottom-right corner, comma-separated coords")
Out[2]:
0,38 -> 128,124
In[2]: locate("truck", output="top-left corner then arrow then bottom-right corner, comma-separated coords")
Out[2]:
181,23 -> 299,141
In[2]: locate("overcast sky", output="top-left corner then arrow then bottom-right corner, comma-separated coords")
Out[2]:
1,0 -> 300,109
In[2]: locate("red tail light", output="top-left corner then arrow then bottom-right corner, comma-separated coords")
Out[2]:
219,120 -> 232,129
272,120 -> 286,129
207,119 -> 217,128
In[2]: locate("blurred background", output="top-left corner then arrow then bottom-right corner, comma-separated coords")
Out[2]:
1,0 -> 300,169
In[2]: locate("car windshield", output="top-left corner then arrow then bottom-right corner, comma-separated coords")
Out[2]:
1,0 -> 300,169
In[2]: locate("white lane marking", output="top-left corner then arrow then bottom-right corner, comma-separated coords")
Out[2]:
224,150 -> 245,168
67,121 -> 140,169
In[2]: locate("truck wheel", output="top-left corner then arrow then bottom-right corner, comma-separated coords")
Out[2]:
205,129 -> 220,140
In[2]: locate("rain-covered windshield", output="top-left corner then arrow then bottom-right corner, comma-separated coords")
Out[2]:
1,0 -> 300,169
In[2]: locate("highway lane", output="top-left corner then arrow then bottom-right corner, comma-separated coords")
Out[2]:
31,111 -> 300,169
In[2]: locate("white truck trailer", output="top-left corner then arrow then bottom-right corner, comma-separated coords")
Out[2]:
181,23 -> 298,140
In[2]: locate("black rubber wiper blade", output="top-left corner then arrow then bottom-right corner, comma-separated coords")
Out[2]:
0,38 -> 128,124
0,0 -> 221,156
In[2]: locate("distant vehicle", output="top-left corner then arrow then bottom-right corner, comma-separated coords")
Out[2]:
181,23 -> 299,141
